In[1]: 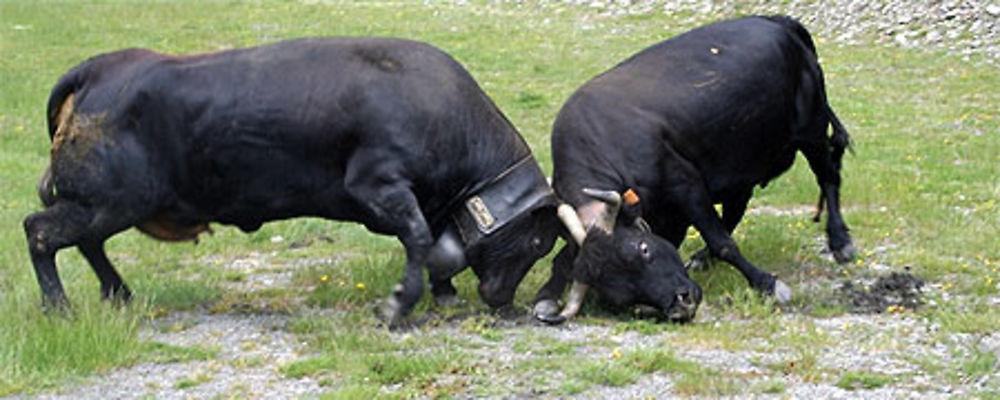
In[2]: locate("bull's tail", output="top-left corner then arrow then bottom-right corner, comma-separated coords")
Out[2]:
38,66 -> 87,208
766,15 -> 856,222
811,104 -> 853,221
37,166 -> 57,207
47,66 -> 88,140
764,14 -> 854,166
827,103 -> 852,170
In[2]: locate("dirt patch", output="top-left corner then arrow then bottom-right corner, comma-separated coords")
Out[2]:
839,271 -> 925,314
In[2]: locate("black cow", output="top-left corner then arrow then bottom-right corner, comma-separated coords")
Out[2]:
23,37 -> 562,326
534,16 -> 854,323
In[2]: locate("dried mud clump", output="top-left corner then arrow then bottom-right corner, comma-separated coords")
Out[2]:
840,271 -> 925,314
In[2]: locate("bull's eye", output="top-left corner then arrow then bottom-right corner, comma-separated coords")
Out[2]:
638,241 -> 650,258
531,236 -> 542,249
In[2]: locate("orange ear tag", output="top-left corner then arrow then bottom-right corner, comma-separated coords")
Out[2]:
623,188 -> 640,206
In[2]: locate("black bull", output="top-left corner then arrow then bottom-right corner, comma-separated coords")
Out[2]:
23,38 -> 563,325
534,16 -> 855,323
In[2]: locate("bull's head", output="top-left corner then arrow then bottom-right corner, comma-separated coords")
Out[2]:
430,156 -> 560,309
537,189 -> 702,324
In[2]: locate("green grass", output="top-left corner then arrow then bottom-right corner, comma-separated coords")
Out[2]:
836,371 -> 895,391
1,0 -> 999,397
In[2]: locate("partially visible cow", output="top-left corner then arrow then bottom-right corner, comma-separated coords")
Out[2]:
24,37 -> 563,326
534,16 -> 854,323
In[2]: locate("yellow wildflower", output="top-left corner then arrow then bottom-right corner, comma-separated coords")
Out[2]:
356,283 -> 366,291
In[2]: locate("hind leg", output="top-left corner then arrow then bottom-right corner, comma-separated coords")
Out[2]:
801,143 -> 855,263
24,202 -> 96,308
79,241 -> 132,303
25,201 -> 143,308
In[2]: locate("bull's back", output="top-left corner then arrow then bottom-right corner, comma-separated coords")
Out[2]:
148,39 -> 483,220
556,16 -> 809,197
50,37 -> 520,233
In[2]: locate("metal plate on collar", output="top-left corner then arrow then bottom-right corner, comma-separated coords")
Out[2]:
465,196 -> 496,231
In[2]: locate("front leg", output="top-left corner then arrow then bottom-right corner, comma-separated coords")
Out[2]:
79,240 -> 132,303
687,190 -> 752,271
346,161 -> 433,327
661,150 -> 791,303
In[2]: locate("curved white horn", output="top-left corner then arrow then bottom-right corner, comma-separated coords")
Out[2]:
558,281 -> 589,320
581,188 -> 622,234
557,204 -> 587,246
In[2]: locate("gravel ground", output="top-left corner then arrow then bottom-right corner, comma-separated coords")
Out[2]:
23,313 -> 322,400
10,238 -> 995,399
567,0 -> 1000,66
8,2 -> 999,398
14,310 -> 997,399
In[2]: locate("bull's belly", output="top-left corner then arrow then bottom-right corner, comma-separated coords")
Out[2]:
139,187 -> 370,241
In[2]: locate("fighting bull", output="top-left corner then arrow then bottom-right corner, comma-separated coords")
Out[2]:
24,37 -> 563,326
534,16 -> 855,323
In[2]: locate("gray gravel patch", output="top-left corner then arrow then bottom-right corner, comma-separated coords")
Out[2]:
561,0 -> 1000,67
22,313 -> 321,400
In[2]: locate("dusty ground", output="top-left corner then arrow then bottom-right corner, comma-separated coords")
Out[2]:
14,236 -> 997,399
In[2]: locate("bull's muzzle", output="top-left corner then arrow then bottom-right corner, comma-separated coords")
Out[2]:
664,285 -> 701,323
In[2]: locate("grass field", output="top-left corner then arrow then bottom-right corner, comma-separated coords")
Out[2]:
1,1 -> 998,397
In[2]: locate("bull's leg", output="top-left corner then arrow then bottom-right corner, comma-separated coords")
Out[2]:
26,193 -> 152,309
78,241 -> 132,303
429,279 -> 459,307
687,191 -> 752,271
661,152 -> 790,303
532,244 -> 575,320
24,201 -> 96,308
800,143 -> 855,263
345,162 -> 432,327
370,189 -> 431,325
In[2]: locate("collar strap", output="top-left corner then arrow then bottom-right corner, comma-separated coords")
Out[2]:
452,155 -> 556,245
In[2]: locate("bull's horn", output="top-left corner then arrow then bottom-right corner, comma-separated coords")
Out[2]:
538,280 -> 589,325
581,188 -> 622,234
557,204 -> 587,246
558,281 -> 589,319
543,199 -> 599,324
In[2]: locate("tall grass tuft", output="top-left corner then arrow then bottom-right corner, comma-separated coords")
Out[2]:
0,295 -> 147,395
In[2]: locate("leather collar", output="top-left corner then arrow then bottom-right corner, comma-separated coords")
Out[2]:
452,155 -> 555,246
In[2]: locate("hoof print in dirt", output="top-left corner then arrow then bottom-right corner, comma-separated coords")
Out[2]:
840,271 -> 925,314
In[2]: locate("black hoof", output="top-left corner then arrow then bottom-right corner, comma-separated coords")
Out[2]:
375,294 -> 407,329
533,300 -> 567,325
753,276 -> 792,304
